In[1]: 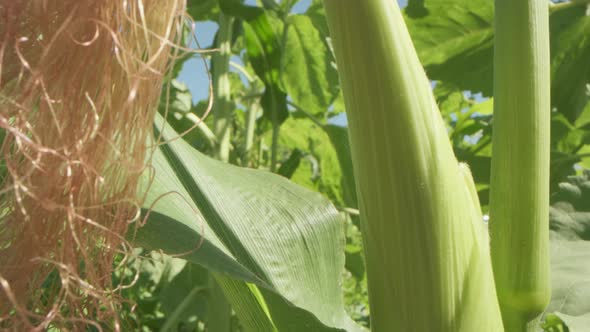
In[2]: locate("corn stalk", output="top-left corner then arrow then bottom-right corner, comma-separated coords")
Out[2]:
212,12 -> 235,162
490,1 -> 551,331
210,12 -> 235,328
323,0 -> 503,330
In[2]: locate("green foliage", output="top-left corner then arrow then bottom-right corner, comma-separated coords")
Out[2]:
550,8 -> 590,122
133,114 -> 363,331
550,171 -> 590,241
490,1 -> 551,329
109,0 -> 590,330
281,15 -> 339,117
404,0 -> 495,95
113,252 -> 209,331
404,0 -> 590,121
223,1 -> 289,125
541,314 -> 568,332
270,117 -> 343,205
537,171 -> 590,332
187,0 -> 219,21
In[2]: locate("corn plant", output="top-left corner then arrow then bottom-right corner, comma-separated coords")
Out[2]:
323,0 -> 504,330
139,0 -> 589,331
490,0 -> 551,330
3,0 -> 590,331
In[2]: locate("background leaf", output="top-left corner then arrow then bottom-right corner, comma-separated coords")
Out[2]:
404,0 -> 590,125
546,171 -> 590,331
281,15 -> 339,116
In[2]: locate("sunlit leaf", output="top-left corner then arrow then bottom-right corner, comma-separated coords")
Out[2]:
132,114 -> 363,331
404,0 -> 590,124
281,15 -> 339,116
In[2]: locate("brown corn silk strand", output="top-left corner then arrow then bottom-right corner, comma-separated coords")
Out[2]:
0,0 -> 186,329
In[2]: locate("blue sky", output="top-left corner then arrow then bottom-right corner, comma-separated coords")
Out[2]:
178,0 -> 409,104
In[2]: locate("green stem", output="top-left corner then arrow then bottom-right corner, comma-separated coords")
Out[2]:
212,13 -> 235,163
230,60 -> 255,82
490,0 -> 551,330
242,91 -> 261,166
323,0 -> 503,330
287,101 -> 325,127
184,113 -> 217,149
336,206 -> 360,216
208,13 -> 234,330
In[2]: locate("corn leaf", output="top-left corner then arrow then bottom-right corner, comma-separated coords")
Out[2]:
131,114 -> 363,331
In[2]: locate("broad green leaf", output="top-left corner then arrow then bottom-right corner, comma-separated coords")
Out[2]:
133,114 -> 362,331
243,15 -> 289,125
548,240 -> 590,332
271,117 -> 345,206
281,15 -> 339,116
323,125 -> 357,211
306,0 -> 330,38
404,0 -> 494,95
546,172 -> 590,332
404,0 -> 590,123
550,8 -> 590,121
221,1 -> 289,125
550,171 -> 590,241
